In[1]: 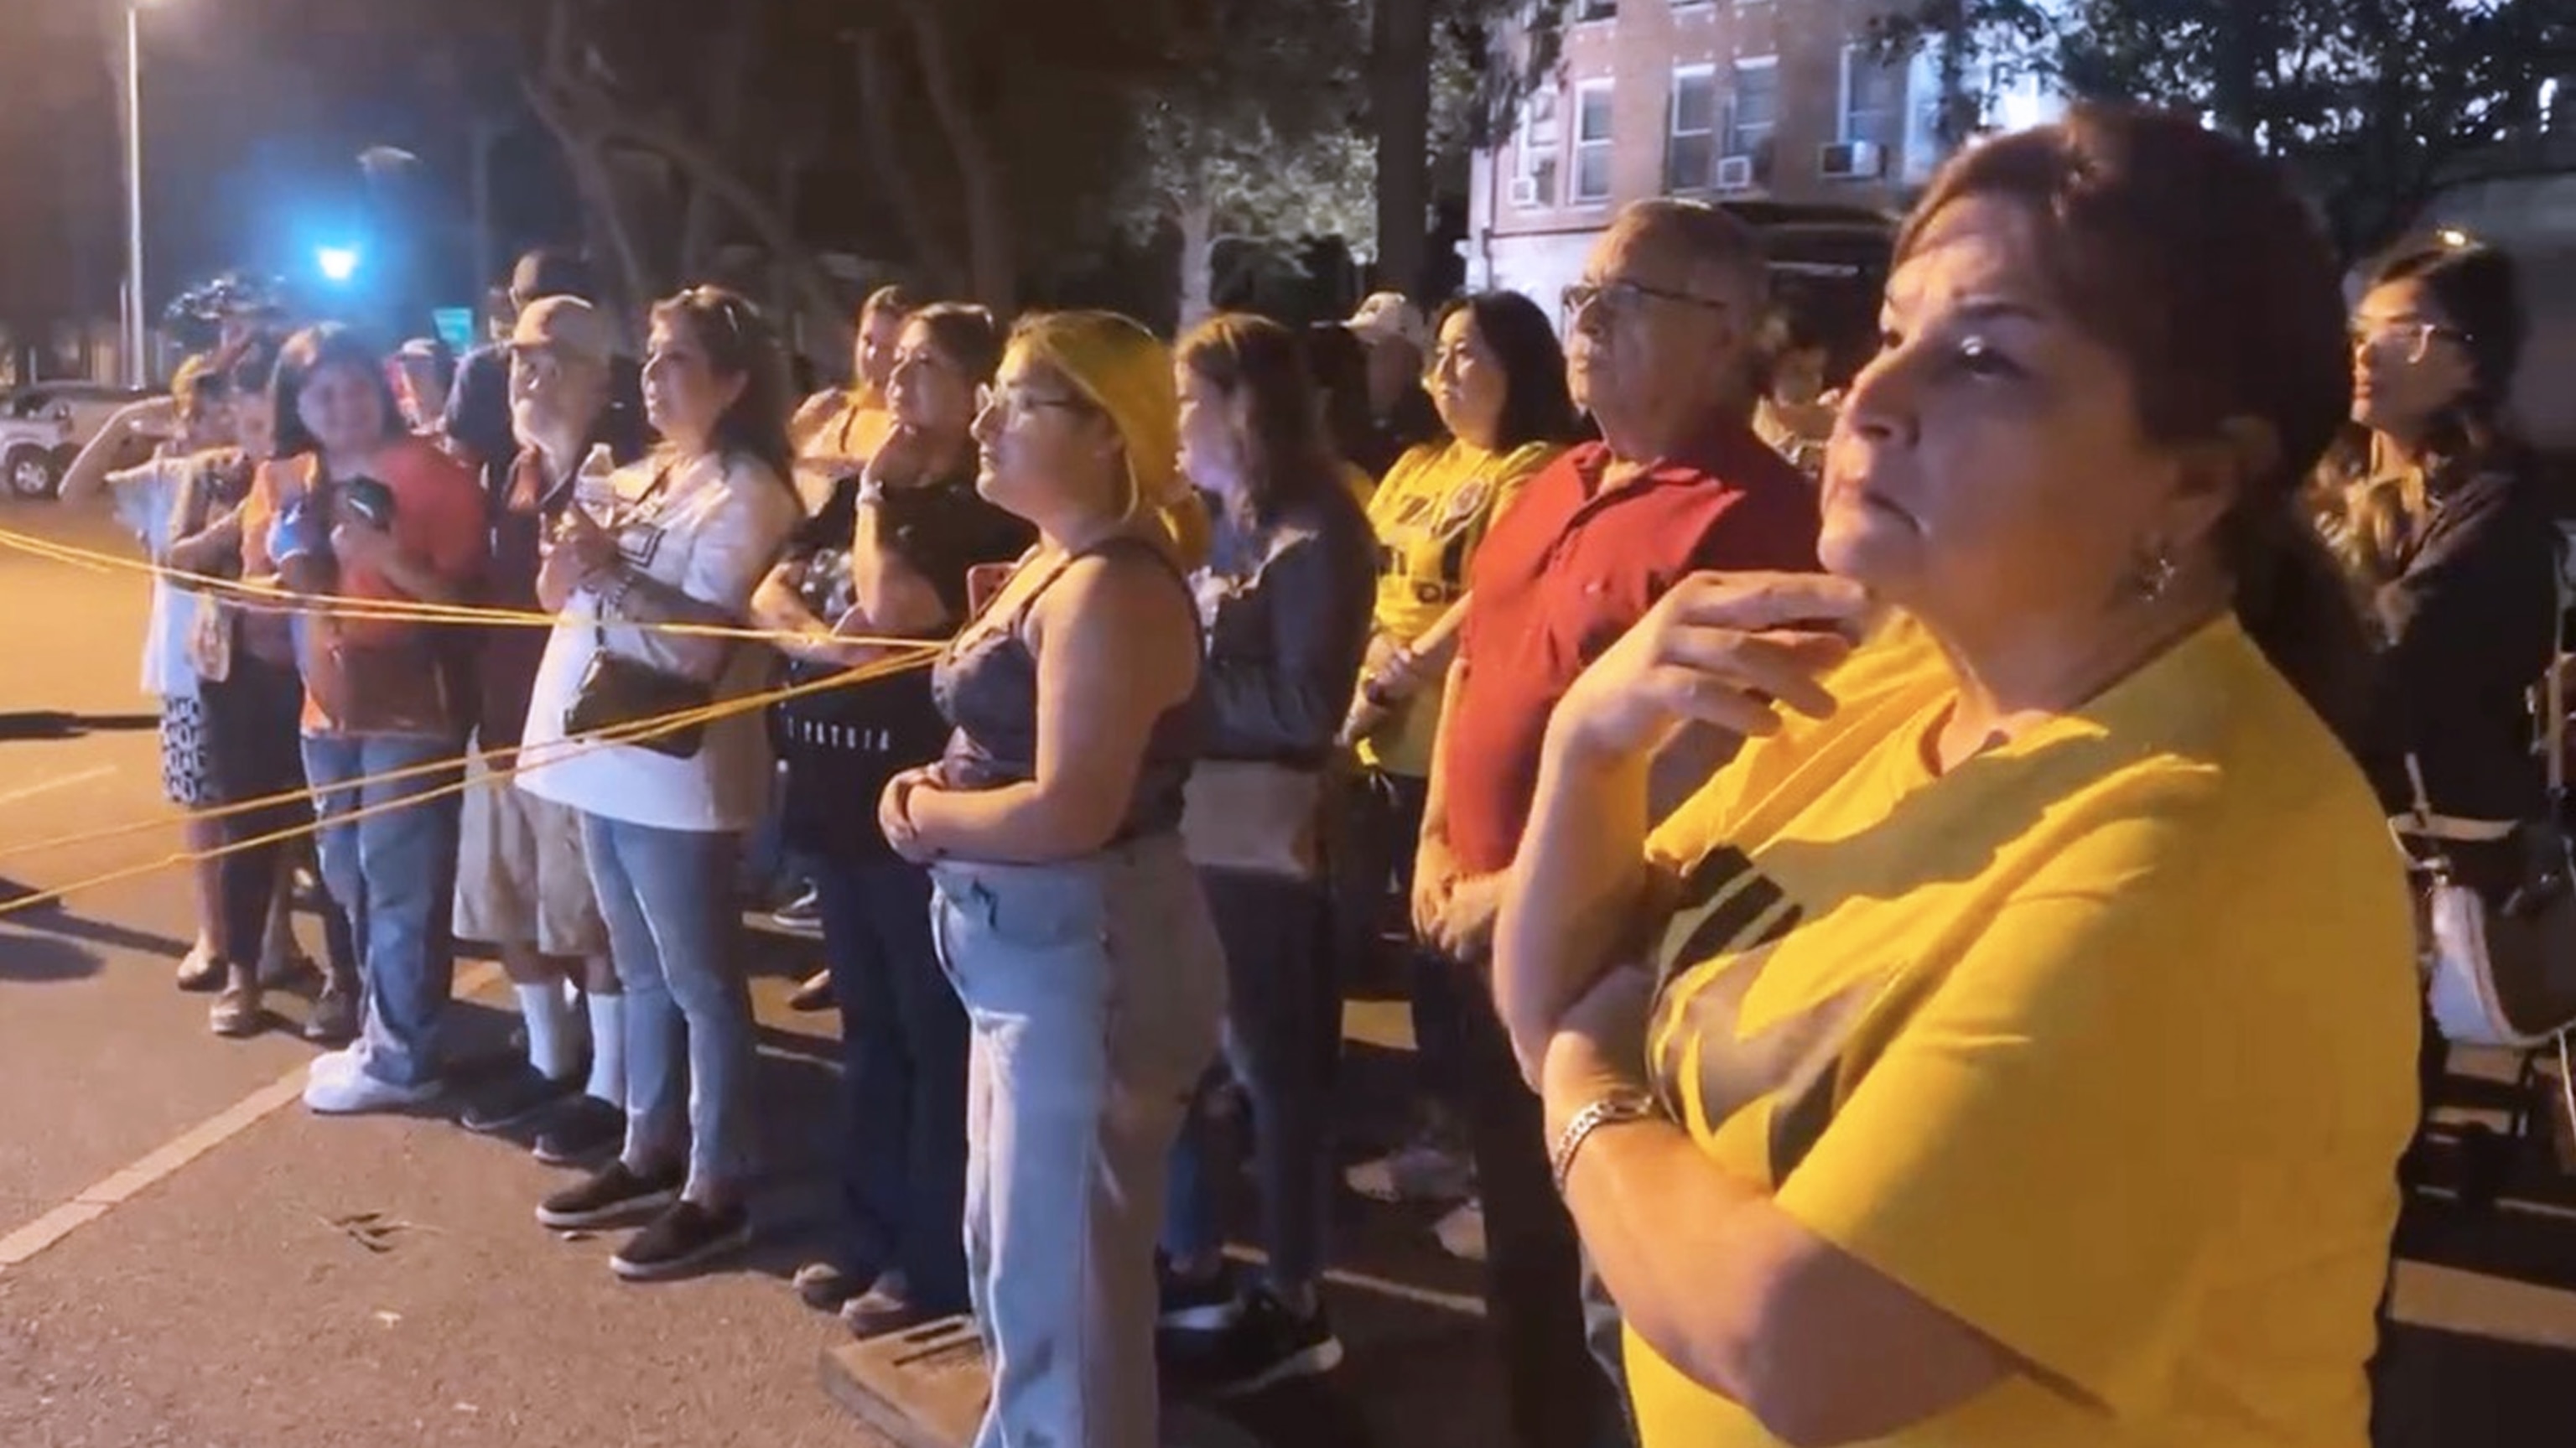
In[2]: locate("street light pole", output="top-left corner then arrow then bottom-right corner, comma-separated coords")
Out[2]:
122,3 -> 148,387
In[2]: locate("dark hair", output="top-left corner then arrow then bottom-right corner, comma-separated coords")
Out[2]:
512,247 -> 596,304
860,284 -> 920,326
1180,314 -> 1346,529
2366,241 -> 2526,479
1431,292 -> 1580,451
270,324 -> 404,461
1901,104 -> 2371,744
649,286 -> 797,493
225,335 -> 280,400
1302,322 -> 1377,471
905,302 -> 1005,388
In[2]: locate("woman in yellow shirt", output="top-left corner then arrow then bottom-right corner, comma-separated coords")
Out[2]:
1334,289 -> 1581,1209
1493,106 -> 2417,1448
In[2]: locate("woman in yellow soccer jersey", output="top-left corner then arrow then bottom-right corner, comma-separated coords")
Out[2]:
1334,290 -> 1581,1201
1493,106 -> 2417,1448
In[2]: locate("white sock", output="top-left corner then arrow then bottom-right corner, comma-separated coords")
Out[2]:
584,994 -> 626,1106
516,983 -> 580,1081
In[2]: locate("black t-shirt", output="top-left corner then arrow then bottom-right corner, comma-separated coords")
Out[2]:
776,470 -> 1033,859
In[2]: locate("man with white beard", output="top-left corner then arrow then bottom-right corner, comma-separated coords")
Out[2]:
450,296 -> 648,1159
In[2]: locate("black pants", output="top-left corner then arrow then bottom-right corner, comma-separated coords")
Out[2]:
1456,978 -> 1633,1448
1330,768 -> 1466,1111
200,651 -> 325,971
815,851 -> 969,1314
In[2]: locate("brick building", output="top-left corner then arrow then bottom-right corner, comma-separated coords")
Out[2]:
1460,0 -> 2059,319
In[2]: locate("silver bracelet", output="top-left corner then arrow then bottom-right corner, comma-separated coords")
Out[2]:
1550,1091 -> 1661,1196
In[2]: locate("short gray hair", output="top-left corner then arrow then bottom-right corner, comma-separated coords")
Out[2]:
1615,199 -> 1768,310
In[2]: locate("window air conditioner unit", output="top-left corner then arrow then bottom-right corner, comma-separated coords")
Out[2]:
1819,139 -> 1885,179
1714,154 -> 1757,190
1510,175 -> 1542,208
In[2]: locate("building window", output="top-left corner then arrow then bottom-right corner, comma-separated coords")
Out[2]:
1726,56 -> 1778,160
1666,65 -> 1716,192
1839,43 -> 1907,149
1574,80 -> 1616,202
1575,0 -> 1618,20
1511,89 -> 1562,210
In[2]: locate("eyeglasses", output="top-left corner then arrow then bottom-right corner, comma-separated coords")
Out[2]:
974,382 -> 1094,423
2350,317 -> 2470,364
1562,278 -> 1730,323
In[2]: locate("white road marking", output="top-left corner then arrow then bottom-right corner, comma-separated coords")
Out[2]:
0,765 -> 118,808
0,961 -> 505,1273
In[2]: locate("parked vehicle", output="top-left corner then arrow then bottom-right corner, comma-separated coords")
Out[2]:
0,382 -> 156,499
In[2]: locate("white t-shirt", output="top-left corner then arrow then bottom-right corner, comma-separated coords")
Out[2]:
109,454 -> 198,702
515,449 -> 801,833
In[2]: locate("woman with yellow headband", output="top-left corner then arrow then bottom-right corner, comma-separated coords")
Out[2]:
879,311 -> 1223,1448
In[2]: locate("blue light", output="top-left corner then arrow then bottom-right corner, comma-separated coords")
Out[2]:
315,247 -> 361,284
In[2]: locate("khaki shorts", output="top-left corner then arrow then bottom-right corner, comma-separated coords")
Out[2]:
454,753 -> 608,958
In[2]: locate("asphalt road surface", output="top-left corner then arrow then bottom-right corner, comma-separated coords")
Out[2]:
2,494 -> 2573,1447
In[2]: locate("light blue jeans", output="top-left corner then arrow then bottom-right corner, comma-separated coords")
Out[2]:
932,833 -> 1226,1448
302,732 -> 464,1088
579,813 -> 756,1196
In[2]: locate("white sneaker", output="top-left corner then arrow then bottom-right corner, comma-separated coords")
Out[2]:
306,1045 -> 367,1084
1433,1199 -> 1485,1263
304,1059 -> 439,1115
1345,1140 -> 1476,1205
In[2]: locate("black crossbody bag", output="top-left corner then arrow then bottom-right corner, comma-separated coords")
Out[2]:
562,468 -> 719,760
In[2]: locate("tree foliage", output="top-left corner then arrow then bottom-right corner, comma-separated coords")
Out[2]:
1869,0 -> 2573,258
1117,0 -> 1378,324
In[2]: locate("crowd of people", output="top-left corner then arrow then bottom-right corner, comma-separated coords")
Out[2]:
51,100 -> 2563,1448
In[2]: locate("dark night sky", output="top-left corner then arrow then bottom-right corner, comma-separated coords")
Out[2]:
2,0 -> 577,323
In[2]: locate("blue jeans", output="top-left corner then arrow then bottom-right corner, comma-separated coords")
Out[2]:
1164,869 -> 1337,1292
302,732 -> 464,1088
816,853 -> 969,1314
580,813 -> 756,1195
932,834 -> 1225,1448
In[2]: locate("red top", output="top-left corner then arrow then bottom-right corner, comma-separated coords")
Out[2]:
1441,423 -> 1822,877
242,434 -> 487,734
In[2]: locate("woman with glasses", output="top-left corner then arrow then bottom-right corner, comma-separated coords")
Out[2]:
2343,241 -> 2553,1163
516,286 -> 802,1280
761,303 -> 1031,1337
1334,291 -> 1578,1221
877,311 -> 1223,1448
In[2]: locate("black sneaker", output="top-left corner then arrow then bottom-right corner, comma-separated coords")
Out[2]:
536,1160 -> 681,1231
459,1064 -> 579,1135
1166,1290 -> 1343,1399
611,1200 -> 753,1281
1157,1261 -> 1243,1332
532,1095 -> 625,1166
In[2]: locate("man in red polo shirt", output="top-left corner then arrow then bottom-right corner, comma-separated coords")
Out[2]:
1415,198 -> 1820,1448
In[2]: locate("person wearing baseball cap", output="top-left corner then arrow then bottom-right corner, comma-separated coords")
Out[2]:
1341,291 -> 1446,478
443,249 -> 642,503
448,293 -> 649,1157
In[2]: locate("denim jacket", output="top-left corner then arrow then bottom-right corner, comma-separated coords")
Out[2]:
1192,485 -> 1378,766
